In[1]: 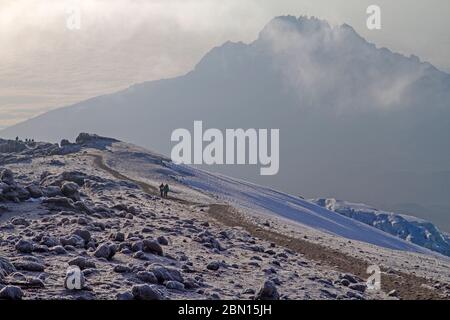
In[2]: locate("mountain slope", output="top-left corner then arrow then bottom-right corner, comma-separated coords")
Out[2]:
1,133 -> 450,300
311,198 -> 450,256
2,15 -> 450,231
166,162 -> 437,255
100,137 -> 440,256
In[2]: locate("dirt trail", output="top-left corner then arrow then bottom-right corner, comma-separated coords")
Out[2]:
90,153 -> 445,300
92,154 -> 193,206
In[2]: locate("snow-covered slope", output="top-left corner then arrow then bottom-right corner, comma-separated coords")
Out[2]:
310,198 -> 450,256
165,162 -> 438,256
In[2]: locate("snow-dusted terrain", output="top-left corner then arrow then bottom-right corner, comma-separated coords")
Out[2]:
311,198 -> 450,256
165,163 -> 441,256
1,134 -> 450,300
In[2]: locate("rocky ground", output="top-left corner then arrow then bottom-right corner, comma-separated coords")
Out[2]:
0,134 -> 449,300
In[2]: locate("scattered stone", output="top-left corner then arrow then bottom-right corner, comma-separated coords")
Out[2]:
206,261 -> 220,271
73,229 -> 91,243
94,243 -> 116,260
131,284 -> 163,300
28,277 -> 45,288
26,184 -> 43,198
68,257 -> 96,270
60,235 -> 85,248
0,286 -> 23,300
43,186 -> 62,197
15,239 -> 34,254
137,271 -> 158,284
349,283 -> 366,293
340,279 -> 351,287
41,236 -> 60,248
151,265 -> 184,284
113,232 -> 125,242
340,274 -> 359,284
52,246 -> 67,255
166,281 -> 185,291
11,217 -> 30,227
143,239 -> 163,256
346,290 -> 365,300
133,251 -> 147,260
43,196 -> 75,210
0,256 -> 16,279
13,261 -> 45,272
61,181 -> 81,201
157,236 -> 169,246
116,291 -> 134,300
114,265 -> 131,273
255,280 -> 280,300
0,169 -> 15,185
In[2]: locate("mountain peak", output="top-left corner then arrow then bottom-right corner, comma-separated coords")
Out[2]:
258,15 -> 332,40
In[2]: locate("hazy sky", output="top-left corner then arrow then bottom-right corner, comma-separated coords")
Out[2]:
1,0 -> 449,129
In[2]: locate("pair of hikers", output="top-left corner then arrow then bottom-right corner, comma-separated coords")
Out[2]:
159,183 -> 170,198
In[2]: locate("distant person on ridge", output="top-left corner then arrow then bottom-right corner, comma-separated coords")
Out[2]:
164,184 -> 169,198
159,183 -> 164,198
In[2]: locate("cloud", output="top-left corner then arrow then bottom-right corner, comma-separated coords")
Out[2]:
0,0 -> 449,128
259,16 -> 430,113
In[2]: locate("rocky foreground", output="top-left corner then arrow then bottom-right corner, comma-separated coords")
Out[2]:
0,134 -> 449,300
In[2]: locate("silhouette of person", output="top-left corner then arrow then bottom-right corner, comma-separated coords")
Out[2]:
159,183 -> 164,198
164,184 -> 169,198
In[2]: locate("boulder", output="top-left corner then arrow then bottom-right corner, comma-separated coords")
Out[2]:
0,286 -> 23,300
94,243 -> 116,260
137,271 -> 158,284
68,257 -> 96,270
151,265 -> 184,284
157,236 -> 169,246
349,283 -> 367,293
206,261 -> 220,271
116,291 -> 134,300
15,239 -> 34,254
61,181 -> 81,201
131,284 -> 163,300
43,186 -> 62,197
255,280 -> 280,300
43,196 -> 75,210
0,169 -> 15,186
13,261 -> 45,272
73,229 -> 91,243
26,184 -> 43,198
166,281 -> 185,291
143,239 -> 163,256
0,256 -> 16,279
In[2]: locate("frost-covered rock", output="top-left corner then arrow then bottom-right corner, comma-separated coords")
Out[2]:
0,286 -> 24,300
131,284 -> 163,300
0,256 -> 16,279
255,280 -> 280,300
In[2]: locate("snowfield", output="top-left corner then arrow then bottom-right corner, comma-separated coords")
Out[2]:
311,198 -> 450,256
166,163 -> 440,257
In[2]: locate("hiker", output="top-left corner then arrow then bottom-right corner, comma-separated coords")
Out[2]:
159,183 -> 164,198
163,184 -> 169,198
